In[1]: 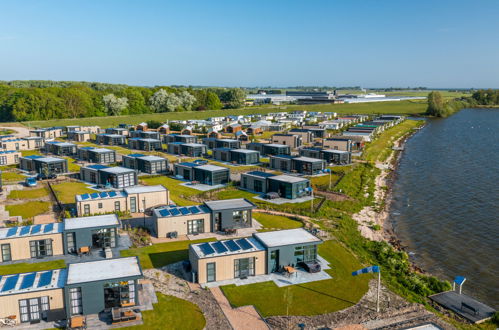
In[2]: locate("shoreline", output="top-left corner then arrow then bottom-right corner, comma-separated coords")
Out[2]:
352,121 -> 427,273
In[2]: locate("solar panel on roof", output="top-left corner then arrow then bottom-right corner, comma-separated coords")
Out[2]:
225,240 -> 241,252
19,226 -> 31,236
236,238 -> 253,250
1,274 -> 20,292
109,191 -> 117,197
19,273 -> 36,290
43,223 -> 54,233
6,227 -> 18,237
179,207 -> 189,215
188,206 -> 200,214
90,193 -> 99,199
37,271 -> 53,288
81,194 -> 90,200
170,208 -> 180,216
212,241 -> 228,254
158,209 -> 170,217
30,225 -> 42,235
199,243 -> 215,255
99,192 -> 109,198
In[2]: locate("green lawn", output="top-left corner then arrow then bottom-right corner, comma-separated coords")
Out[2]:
253,212 -> 303,231
125,293 -> 205,330
20,150 -> 42,157
1,171 -> 25,182
0,259 -> 65,276
221,240 -> 370,316
22,100 -> 427,128
139,175 -> 201,206
310,170 -> 342,191
363,119 -> 424,163
5,201 -> 52,218
8,186 -> 50,199
120,238 -> 215,269
51,181 -> 95,204
62,157 -> 81,172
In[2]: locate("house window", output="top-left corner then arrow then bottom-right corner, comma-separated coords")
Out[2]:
1,243 -> 11,262
234,257 -> 255,278
29,239 -> 53,258
70,287 -> 83,315
187,219 -> 204,235
130,197 -> 137,213
66,232 -> 76,254
98,203 -> 103,209
114,201 -> 120,211
294,245 -> 317,263
206,262 -> 216,283
0,156 -> 6,165
233,210 -> 249,224
84,204 -> 90,215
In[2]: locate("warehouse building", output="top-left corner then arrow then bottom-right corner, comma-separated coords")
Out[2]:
19,155 -> 68,176
189,228 -> 322,284
174,163 -> 230,185
77,147 -> 117,164
122,154 -> 168,174
128,138 -> 162,151
75,185 -> 169,216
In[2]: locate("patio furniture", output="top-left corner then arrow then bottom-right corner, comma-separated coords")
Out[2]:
299,261 -> 321,273
224,228 -> 237,235
78,246 -> 90,256
67,315 -> 86,329
284,266 -> 297,278
111,308 -> 137,324
0,315 -> 16,327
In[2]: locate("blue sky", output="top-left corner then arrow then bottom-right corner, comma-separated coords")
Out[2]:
1,0 -> 498,88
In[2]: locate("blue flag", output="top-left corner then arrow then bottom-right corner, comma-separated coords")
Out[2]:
352,265 -> 380,276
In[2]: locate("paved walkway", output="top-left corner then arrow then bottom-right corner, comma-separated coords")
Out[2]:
209,287 -> 268,330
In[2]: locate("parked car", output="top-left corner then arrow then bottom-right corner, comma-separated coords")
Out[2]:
25,177 -> 38,187
299,261 -> 321,273
37,173 -> 56,180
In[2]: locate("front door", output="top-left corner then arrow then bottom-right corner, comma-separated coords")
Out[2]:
270,250 -> 280,272
214,213 -> 222,232
19,297 -> 48,323
234,258 -> 255,278
130,197 -> 137,213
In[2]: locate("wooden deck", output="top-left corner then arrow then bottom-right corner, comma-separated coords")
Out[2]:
429,291 -> 495,324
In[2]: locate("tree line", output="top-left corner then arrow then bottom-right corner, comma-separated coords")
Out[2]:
426,89 -> 499,117
0,81 -> 246,122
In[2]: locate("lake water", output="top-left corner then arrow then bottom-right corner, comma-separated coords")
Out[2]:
389,108 -> 499,308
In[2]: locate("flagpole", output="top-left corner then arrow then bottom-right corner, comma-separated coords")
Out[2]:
376,270 -> 381,313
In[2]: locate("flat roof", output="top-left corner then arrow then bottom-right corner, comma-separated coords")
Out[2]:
0,269 -> 67,296
231,149 -> 258,154
254,228 -> 321,248
99,134 -> 124,138
244,171 -> 276,178
293,156 -> 325,163
100,166 -> 136,174
124,185 -> 167,194
64,214 -> 119,230
0,222 -> 63,240
35,156 -> 66,163
182,143 -> 206,147
322,149 -> 350,154
137,155 -> 166,161
269,174 -> 309,183
66,257 -> 142,285
265,143 -> 290,148
204,198 -> 255,211
191,237 -> 265,259
195,164 -> 228,172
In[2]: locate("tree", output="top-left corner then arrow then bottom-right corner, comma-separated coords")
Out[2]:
149,89 -> 181,112
178,91 -> 196,111
57,86 -> 93,118
103,94 -> 128,116
220,88 -> 246,109
426,91 -> 446,117
205,91 -> 222,110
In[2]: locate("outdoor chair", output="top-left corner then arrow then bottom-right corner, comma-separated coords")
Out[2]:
67,315 -> 86,329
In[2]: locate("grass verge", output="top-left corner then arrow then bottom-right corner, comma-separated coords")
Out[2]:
51,181 -> 95,204
253,212 -> 303,231
0,260 -> 65,276
5,201 -> 52,218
